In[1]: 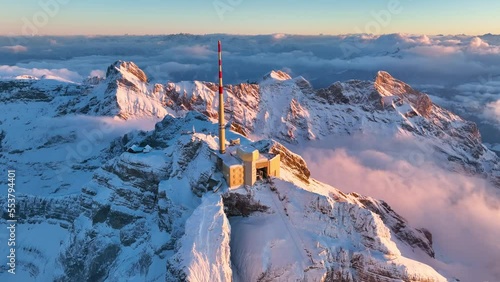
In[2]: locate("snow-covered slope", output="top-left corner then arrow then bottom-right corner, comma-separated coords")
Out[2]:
227,181 -> 445,282
1,60 -> 498,281
1,111 -> 448,281
168,194 -> 232,282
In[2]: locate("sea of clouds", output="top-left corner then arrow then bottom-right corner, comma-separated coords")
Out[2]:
296,134 -> 500,282
1,33 -> 500,87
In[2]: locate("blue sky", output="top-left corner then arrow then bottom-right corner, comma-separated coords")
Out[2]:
1,0 -> 499,35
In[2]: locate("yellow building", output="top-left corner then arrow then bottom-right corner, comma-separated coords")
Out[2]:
216,145 -> 280,189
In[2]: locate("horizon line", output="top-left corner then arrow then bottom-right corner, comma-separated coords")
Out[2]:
1,32 -> 499,38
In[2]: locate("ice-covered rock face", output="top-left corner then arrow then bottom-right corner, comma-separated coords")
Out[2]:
105,61 -> 148,83
374,71 -> 434,117
253,139 -> 311,182
224,168 -> 445,281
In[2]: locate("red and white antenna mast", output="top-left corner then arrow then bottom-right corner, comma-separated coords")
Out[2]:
218,40 -> 226,154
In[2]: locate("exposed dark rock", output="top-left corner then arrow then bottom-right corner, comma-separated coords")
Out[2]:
58,236 -> 120,282
230,122 -> 248,137
0,130 -> 5,150
92,205 -> 110,224
2,195 -> 81,225
316,82 -> 350,104
107,209 -> 136,229
222,192 -> 269,217
120,220 -> 146,246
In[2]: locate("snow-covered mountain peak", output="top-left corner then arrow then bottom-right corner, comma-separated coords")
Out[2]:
103,61 -> 150,97
375,70 -> 415,96
105,60 -> 148,83
14,74 -> 39,80
263,70 -> 292,81
374,70 -> 433,117
59,61 -> 169,119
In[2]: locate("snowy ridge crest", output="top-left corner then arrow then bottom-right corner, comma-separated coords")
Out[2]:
263,70 -> 292,81
5,60 -> 499,186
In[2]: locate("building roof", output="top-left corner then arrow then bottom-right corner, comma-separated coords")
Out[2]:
215,143 -> 278,167
238,145 -> 258,154
216,146 -> 242,167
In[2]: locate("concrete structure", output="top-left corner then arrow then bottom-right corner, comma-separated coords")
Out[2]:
214,40 -> 281,188
216,145 -> 280,188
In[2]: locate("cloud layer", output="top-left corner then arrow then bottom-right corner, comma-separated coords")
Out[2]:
297,134 -> 500,282
1,34 -> 499,85
1,44 -> 28,53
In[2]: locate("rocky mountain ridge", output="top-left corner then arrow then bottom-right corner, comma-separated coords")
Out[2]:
1,60 -> 498,281
53,61 -> 499,187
